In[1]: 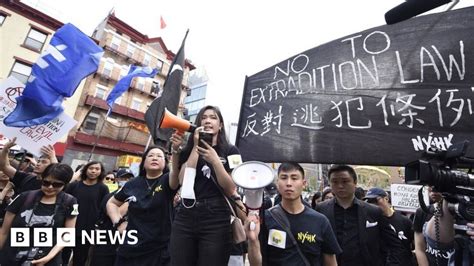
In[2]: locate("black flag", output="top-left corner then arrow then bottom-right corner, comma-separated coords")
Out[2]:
145,30 -> 189,146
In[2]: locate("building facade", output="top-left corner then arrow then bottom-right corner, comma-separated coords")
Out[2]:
62,12 -> 194,170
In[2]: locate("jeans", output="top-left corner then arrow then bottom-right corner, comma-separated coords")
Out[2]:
170,197 -> 232,266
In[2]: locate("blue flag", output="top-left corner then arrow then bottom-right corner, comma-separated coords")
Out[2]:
4,23 -> 103,127
106,65 -> 158,116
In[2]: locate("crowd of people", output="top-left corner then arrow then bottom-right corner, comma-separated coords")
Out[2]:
0,105 -> 473,266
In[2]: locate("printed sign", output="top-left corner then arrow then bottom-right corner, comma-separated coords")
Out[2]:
236,7 -> 474,165
391,184 -> 428,213
0,77 -> 77,156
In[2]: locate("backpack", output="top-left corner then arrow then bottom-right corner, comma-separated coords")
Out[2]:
20,190 -> 76,225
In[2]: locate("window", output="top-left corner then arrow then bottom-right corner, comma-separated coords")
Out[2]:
111,36 -> 121,50
84,111 -> 100,133
156,60 -> 164,73
103,58 -> 114,77
143,54 -> 151,66
9,61 -> 32,84
24,27 -> 48,51
95,86 -> 107,99
119,65 -> 129,79
136,78 -> 145,91
131,98 -> 142,111
0,14 -> 6,26
126,45 -> 135,58
106,114 -> 119,123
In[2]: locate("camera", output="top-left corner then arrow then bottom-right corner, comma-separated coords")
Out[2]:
198,132 -> 213,148
15,247 -> 46,266
405,140 -> 474,220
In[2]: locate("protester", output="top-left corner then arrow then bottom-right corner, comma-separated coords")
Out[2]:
11,151 -> 36,173
104,171 -> 116,184
104,171 -> 118,192
0,171 -> 14,226
170,105 -> 243,266
107,146 -> 179,266
422,194 -> 474,265
0,137 -> 58,196
413,187 -> 455,266
311,191 -> 322,209
315,164 -> 403,266
0,163 -> 77,266
321,187 -> 334,201
246,162 -> 341,266
364,187 -> 415,266
354,187 -> 365,200
90,168 -> 134,266
64,161 -> 108,266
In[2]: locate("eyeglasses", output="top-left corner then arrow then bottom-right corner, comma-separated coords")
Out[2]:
42,180 -> 65,188
105,177 -> 115,181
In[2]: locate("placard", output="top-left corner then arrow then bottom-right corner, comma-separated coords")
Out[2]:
236,7 -> 474,165
0,77 -> 77,156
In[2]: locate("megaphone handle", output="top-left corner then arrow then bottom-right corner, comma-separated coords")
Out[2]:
248,209 -> 259,231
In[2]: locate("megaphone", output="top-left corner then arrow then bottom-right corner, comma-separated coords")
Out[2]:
159,108 -> 196,133
232,161 -> 274,213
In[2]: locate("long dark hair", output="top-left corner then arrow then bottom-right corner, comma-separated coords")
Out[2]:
80,161 -> 105,182
139,146 -> 169,177
179,105 -> 229,168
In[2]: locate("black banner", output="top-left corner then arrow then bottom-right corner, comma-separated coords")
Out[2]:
236,7 -> 474,166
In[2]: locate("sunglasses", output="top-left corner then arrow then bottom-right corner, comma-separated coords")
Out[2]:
42,180 -> 65,188
105,177 -> 115,181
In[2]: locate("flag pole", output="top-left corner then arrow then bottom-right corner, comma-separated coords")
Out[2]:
87,113 -> 108,162
144,135 -> 153,152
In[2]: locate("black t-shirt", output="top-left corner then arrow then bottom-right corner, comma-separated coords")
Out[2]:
387,212 -> 415,266
0,190 -> 78,266
11,171 -> 41,196
413,207 -> 433,233
260,205 -> 342,266
91,192 -> 117,257
179,144 -> 240,200
65,181 -> 109,232
0,200 -> 9,226
114,173 -> 177,257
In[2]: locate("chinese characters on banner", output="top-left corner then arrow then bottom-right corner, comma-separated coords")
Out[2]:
236,7 -> 474,166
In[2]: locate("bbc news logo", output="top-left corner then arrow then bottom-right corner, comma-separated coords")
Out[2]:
11,228 -> 138,247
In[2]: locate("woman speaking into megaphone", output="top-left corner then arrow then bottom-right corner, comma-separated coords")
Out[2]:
169,105 -> 244,266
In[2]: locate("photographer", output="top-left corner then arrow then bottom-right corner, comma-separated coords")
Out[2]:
0,163 -> 77,266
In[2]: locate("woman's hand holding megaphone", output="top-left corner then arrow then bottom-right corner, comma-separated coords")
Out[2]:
245,213 -> 260,237
170,130 -> 184,154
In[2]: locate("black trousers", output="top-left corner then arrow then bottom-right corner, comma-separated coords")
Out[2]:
114,247 -> 170,266
170,197 -> 232,266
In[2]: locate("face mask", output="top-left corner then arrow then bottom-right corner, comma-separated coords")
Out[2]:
118,181 -> 128,187
181,167 -> 196,200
